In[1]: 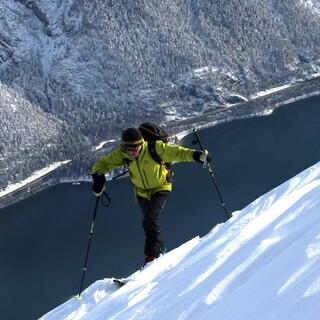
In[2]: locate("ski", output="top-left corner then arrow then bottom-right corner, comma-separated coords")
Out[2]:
112,278 -> 129,288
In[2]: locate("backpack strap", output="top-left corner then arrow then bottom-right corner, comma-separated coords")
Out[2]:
148,141 -> 173,183
122,158 -> 132,166
147,141 -> 163,165
112,158 -> 131,181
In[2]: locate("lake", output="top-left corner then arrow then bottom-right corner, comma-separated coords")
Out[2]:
0,95 -> 319,319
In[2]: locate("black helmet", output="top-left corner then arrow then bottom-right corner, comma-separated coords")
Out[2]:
121,128 -> 143,146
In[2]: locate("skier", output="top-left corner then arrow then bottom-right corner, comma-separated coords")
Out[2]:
91,127 -> 211,265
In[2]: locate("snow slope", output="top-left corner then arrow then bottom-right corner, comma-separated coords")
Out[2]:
41,161 -> 320,320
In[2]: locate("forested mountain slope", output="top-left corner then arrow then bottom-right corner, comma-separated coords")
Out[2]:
0,0 -> 319,189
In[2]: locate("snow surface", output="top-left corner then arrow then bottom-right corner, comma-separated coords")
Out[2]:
250,82 -> 293,99
41,161 -> 320,320
92,139 -> 117,152
300,0 -> 320,16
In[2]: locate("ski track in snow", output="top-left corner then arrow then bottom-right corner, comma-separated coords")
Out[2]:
41,161 -> 320,320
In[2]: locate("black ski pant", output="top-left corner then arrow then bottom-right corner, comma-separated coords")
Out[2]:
137,191 -> 170,258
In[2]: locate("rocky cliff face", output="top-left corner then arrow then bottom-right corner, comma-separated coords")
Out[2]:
0,0 -> 319,188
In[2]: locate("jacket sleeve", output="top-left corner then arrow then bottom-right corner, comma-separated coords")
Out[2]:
92,146 -> 125,174
155,141 -> 196,163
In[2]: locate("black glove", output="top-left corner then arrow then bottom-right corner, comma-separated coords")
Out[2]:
193,150 -> 212,164
92,172 -> 106,197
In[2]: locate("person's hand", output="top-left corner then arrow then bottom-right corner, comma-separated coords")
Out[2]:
193,150 -> 212,164
92,172 -> 106,197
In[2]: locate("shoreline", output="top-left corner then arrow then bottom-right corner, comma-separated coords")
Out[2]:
167,76 -> 320,138
1,76 -> 320,210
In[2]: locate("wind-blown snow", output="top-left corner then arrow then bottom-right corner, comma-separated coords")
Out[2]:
41,161 -> 320,320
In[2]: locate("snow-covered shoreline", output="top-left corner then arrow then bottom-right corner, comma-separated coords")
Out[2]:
0,160 -> 70,198
1,76 -> 319,205
173,76 -> 320,140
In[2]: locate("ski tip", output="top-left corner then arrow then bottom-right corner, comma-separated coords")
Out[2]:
74,294 -> 83,301
61,294 -> 83,303
112,278 -> 128,288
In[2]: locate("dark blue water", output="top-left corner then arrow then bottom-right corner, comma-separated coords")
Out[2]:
0,95 -> 319,319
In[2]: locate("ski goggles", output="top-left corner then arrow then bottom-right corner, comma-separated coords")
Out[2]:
122,142 -> 143,152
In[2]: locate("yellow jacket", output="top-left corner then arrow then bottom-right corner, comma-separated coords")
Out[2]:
92,140 -> 196,198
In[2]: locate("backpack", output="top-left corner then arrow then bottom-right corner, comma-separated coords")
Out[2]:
139,122 -> 173,181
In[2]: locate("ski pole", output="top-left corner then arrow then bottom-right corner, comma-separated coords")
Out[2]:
192,129 -> 231,219
77,191 -> 111,297
77,195 -> 101,297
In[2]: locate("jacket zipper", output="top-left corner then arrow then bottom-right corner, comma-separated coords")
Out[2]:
136,158 -> 148,189
142,169 -> 149,186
